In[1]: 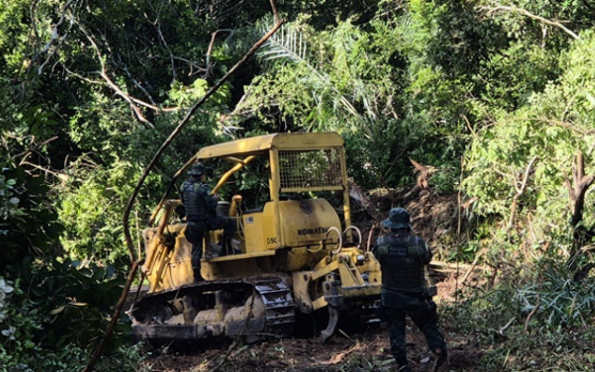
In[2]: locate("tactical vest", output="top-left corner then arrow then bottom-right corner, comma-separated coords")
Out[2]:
180,180 -> 209,219
375,233 -> 429,291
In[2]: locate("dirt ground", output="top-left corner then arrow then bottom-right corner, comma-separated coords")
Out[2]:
141,275 -> 479,372
141,188 -> 477,372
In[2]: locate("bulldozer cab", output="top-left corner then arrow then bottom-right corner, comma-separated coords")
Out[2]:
195,132 -> 352,251
143,132 -> 359,289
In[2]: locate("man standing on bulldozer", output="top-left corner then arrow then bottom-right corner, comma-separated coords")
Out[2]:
372,207 -> 447,372
180,162 -> 236,281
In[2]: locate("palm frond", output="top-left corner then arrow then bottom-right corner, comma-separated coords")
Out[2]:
259,23 -> 308,64
257,21 -> 376,137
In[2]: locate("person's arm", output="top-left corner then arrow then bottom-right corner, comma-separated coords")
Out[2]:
205,195 -> 218,212
371,236 -> 381,256
199,183 -> 219,212
417,236 -> 432,265
421,239 -> 437,297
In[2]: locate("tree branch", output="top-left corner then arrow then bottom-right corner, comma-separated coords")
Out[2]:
567,152 -> 595,228
501,117 -> 594,136
81,261 -> 140,372
205,30 -> 231,78
483,5 -> 580,40
79,26 -> 157,127
565,151 -> 595,273
117,58 -> 158,106
507,156 -> 538,238
523,294 -> 540,333
173,55 -> 206,76
30,0 -> 78,76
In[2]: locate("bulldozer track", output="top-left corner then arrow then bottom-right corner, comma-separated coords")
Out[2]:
130,275 -> 296,342
253,278 -> 295,337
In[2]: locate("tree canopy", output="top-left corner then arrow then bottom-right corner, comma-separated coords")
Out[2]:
3,0 -> 595,370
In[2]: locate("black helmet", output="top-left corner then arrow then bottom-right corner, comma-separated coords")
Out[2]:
382,207 -> 411,230
187,163 -> 206,176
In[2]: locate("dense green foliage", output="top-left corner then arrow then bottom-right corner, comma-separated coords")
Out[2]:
0,260 -> 133,371
2,0 -> 595,370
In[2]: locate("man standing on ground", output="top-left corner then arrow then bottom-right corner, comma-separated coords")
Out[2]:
180,162 -> 236,281
372,207 -> 447,372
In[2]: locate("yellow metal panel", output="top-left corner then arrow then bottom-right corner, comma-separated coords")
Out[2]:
192,132 -> 345,160
291,272 -> 313,313
201,257 -> 262,280
336,253 -> 366,287
261,203 -> 279,249
144,223 -> 194,293
269,148 -> 282,245
280,186 -> 344,193
279,199 -> 341,248
339,147 -> 352,234
242,212 -> 265,253
270,132 -> 344,150
258,199 -> 341,250
360,252 -> 382,286
207,250 -> 275,262
196,134 -> 276,159
312,296 -> 328,310
310,260 -> 340,281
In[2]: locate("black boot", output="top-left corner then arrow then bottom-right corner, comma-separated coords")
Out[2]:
395,356 -> 410,372
216,239 -> 227,256
218,237 -> 237,256
432,348 -> 447,372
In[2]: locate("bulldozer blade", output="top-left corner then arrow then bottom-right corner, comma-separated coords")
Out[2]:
320,305 -> 339,343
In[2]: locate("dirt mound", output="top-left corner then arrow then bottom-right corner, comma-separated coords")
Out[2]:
352,187 -> 459,260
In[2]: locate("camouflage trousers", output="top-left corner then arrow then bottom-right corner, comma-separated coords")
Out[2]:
385,300 -> 446,367
185,217 -> 236,279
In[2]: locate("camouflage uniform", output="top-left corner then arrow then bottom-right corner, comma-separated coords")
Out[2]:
181,163 -> 236,280
372,208 -> 446,372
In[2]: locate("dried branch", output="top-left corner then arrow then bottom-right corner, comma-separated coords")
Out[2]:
498,117 -> 594,136
81,261 -> 141,372
507,156 -> 538,237
75,23 -> 182,116
118,62 -> 158,106
483,5 -> 580,40
523,296 -> 540,333
461,247 -> 487,284
79,27 -> 157,127
498,317 -> 516,335
32,0 -> 79,76
156,22 -> 177,84
30,0 -> 40,44
205,30 -> 232,78
173,55 -> 206,76
19,161 -> 69,182
409,158 -> 433,189
212,0 -> 251,21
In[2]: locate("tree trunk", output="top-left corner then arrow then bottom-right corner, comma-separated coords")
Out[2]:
565,152 -> 595,275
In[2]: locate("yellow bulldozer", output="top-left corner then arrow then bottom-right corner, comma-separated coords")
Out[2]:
129,132 -> 382,344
